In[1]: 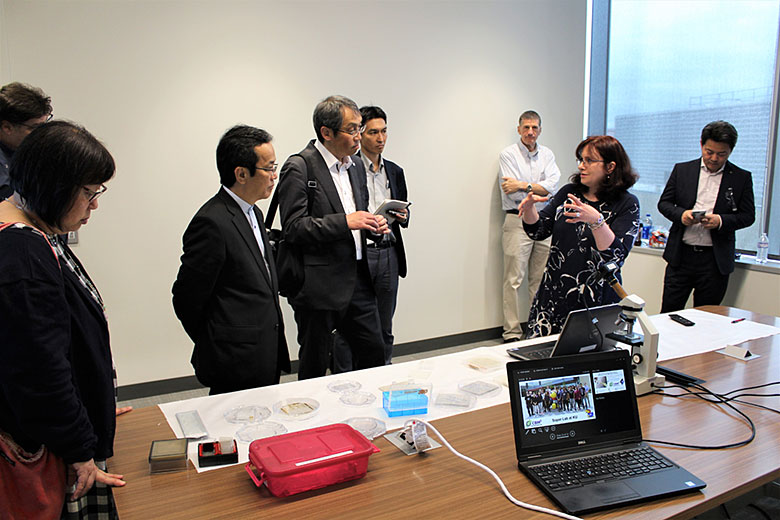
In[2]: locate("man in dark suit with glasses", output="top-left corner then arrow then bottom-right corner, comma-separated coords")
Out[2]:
173,125 -> 290,394
658,120 -> 755,312
276,95 -> 389,379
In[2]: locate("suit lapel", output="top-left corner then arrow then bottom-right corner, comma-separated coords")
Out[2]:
219,190 -> 272,288
348,158 -> 368,211
713,161 -> 737,214
386,162 -> 399,199
254,206 -> 277,292
684,160 -> 701,209
307,142 -> 346,214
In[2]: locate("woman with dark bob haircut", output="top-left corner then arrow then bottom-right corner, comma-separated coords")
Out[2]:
518,135 -> 640,337
0,121 -> 125,518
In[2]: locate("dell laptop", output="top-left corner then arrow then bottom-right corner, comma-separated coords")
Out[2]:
507,349 -> 705,515
507,304 -> 623,361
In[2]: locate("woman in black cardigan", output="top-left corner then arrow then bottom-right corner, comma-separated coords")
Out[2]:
0,121 -> 124,518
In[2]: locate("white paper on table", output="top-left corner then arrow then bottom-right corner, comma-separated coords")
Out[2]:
159,345 -> 514,472
652,309 -> 780,361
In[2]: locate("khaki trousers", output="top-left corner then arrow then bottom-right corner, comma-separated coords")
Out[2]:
502,213 -> 550,339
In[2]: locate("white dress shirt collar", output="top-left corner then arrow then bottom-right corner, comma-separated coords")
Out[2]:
315,139 -> 353,172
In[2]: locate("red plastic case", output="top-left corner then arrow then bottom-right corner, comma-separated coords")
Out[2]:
245,423 -> 380,497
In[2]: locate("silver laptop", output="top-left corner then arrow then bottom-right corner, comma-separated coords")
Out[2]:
507,304 -> 623,361
507,349 -> 705,515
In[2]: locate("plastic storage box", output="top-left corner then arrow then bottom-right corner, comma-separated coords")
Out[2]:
245,423 -> 380,497
381,382 -> 431,417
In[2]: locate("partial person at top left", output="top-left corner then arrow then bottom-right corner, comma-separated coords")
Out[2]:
0,82 -> 53,200
0,121 -> 125,518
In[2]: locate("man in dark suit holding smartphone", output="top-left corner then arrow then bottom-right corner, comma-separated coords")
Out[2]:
658,121 -> 755,312
276,95 -> 389,379
172,125 -> 290,394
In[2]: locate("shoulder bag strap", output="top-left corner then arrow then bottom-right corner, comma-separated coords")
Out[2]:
264,154 -> 317,229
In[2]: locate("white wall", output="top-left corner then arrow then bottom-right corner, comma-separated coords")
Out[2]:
1,1 -> 587,385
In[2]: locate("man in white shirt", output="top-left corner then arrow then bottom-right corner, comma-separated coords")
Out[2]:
658,121 -> 755,312
499,110 -> 560,341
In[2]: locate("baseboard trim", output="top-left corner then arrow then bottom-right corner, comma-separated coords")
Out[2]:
117,326 -> 503,401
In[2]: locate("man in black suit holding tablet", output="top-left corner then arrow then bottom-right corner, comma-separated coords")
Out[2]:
357,105 -> 409,365
277,95 -> 388,379
172,125 -> 290,394
658,121 -> 754,312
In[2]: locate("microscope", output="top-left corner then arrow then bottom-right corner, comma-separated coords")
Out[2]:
598,261 -> 665,395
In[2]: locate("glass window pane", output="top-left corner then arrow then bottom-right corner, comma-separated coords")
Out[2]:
606,0 -> 779,253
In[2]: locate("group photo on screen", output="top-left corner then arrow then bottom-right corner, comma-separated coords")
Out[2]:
519,374 -> 594,428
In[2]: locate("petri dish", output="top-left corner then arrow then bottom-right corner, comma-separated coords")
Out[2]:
343,417 -> 387,440
434,392 -> 476,410
327,380 -> 362,393
236,422 -> 287,443
458,380 -> 502,398
465,356 -> 504,373
223,405 -> 271,424
273,397 -> 320,420
339,391 -> 376,407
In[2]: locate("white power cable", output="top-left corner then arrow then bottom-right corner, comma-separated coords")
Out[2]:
406,419 -> 583,520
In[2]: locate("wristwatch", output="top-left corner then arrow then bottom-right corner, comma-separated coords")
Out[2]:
524,183 -> 534,194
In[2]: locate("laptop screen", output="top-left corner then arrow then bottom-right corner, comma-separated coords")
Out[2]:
552,304 -> 623,356
507,350 -> 643,462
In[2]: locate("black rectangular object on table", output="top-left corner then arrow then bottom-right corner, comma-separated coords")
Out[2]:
506,349 -> 706,515
506,304 -> 623,361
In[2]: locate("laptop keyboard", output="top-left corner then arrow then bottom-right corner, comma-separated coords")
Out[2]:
522,348 -> 553,359
507,340 -> 556,360
529,446 -> 674,490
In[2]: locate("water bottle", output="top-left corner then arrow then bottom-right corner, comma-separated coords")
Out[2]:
756,233 -> 769,264
641,214 -> 653,241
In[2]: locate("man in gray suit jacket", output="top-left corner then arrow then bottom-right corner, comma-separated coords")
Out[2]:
172,125 -> 290,394
276,95 -> 389,379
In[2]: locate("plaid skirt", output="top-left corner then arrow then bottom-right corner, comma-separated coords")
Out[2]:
62,460 -> 119,520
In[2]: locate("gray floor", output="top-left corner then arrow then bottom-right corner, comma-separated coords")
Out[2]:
116,337 -> 504,410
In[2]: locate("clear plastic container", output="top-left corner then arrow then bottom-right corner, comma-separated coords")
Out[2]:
236,422 -> 288,443
458,380 -> 502,398
756,233 -> 769,264
381,382 -> 431,417
273,398 -> 320,421
465,356 -> 504,373
224,405 -> 271,424
641,214 -> 653,240
434,392 -> 476,410
343,417 -> 387,440
327,380 -> 361,393
339,391 -> 376,407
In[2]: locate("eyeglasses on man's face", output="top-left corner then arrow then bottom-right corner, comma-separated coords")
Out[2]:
337,125 -> 366,137
18,113 -> 54,131
255,163 -> 279,174
82,184 -> 107,203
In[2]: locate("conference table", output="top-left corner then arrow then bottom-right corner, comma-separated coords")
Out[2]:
111,306 -> 779,519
